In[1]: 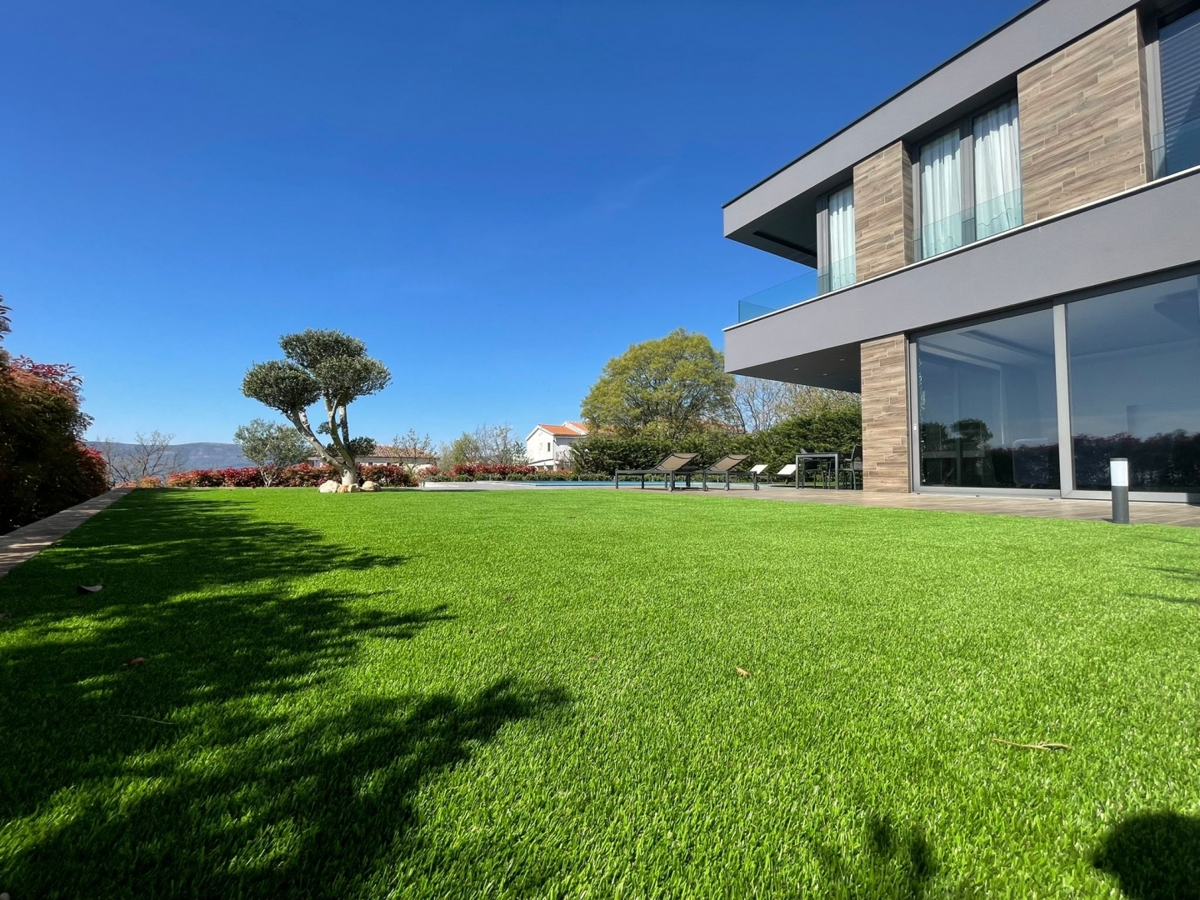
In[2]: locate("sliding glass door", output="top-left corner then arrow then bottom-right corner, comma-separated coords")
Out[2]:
916,308 -> 1059,490
1159,6 -> 1200,176
912,270 -> 1200,499
918,131 -> 963,259
827,184 -> 856,291
1067,274 -> 1200,492
973,99 -> 1023,239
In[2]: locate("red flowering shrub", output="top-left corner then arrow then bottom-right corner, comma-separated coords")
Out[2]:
273,464 -> 332,487
0,341 -> 108,532
167,470 -> 226,488
359,464 -> 417,487
115,476 -> 164,489
166,463 -> 417,489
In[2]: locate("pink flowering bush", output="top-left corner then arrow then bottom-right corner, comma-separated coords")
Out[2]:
167,463 -> 417,489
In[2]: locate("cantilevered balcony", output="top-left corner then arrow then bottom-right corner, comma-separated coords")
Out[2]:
725,168 -> 1200,393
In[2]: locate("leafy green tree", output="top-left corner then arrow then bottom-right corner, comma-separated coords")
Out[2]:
731,377 -> 860,433
440,433 -> 481,469
439,423 -> 527,468
581,329 -> 735,440
233,419 -> 312,486
242,330 -> 390,485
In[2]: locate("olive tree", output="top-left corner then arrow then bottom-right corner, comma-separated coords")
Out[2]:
242,330 -> 390,486
233,419 -> 312,486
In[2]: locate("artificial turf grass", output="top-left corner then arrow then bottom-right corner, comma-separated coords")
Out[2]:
0,490 -> 1197,898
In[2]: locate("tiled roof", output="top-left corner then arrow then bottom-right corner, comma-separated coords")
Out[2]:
537,424 -> 584,437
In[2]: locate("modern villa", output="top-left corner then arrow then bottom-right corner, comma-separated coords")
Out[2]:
724,0 -> 1200,502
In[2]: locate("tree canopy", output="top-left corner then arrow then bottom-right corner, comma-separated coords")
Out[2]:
233,419 -> 312,486
242,330 -> 390,484
581,329 -> 734,439
439,423 -> 528,468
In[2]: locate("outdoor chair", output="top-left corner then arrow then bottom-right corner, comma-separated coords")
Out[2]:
839,445 -> 864,490
614,453 -> 699,491
699,454 -> 750,491
796,448 -> 833,488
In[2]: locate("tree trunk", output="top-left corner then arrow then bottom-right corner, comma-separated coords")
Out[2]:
290,408 -> 356,485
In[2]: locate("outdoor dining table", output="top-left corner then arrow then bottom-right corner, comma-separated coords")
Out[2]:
795,452 -> 840,489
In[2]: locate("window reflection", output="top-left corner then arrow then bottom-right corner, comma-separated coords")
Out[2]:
1067,275 -> 1200,492
917,308 -> 1059,489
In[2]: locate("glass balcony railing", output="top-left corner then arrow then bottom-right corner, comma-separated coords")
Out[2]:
736,273 -> 819,322
737,299 -> 777,322
914,209 -> 966,261
817,254 -> 857,294
914,189 -> 1023,260
975,188 -> 1023,240
1151,117 -> 1200,179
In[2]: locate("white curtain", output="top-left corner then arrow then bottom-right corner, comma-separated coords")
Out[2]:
974,99 -> 1022,239
920,130 -> 962,258
827,184 -> 856,290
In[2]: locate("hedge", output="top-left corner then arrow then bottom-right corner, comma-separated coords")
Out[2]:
167,464 -> 418,489
570,405 -> 863,476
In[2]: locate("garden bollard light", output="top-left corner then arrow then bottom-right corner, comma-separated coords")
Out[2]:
1110,458 -> 1129,525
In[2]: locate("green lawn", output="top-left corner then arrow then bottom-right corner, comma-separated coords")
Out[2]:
1,489 -> 1198,898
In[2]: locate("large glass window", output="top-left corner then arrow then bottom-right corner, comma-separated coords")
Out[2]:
1158,6 -> 1200,176
1067,274 -> 1200,492
917,308 -> 1059,489
973,99 -> 1023,239
917,99 -> 1024,260
827,184 -> 856,291
918,130 -> 963,259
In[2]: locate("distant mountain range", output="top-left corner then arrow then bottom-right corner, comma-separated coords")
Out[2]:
88,442 -> 251,473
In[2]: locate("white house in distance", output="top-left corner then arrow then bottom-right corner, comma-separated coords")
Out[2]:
525,421 -> 588,470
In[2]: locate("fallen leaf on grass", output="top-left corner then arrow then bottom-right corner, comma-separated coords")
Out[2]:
121,657 -> 147,669
117,713 -> 175,726
736,667 -> 751,678
992,738 -> 1071,752
503,595 -> 514,601
77,584 -> 104,595
497,626 -> 508,632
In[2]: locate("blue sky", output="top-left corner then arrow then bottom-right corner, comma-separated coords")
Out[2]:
1,0 -> 1028,445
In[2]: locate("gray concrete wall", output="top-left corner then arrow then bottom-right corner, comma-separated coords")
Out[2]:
725,169 -> 1200,384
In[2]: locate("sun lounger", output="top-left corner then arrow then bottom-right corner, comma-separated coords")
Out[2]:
700,455 -> 750,491
753,462 -> 798,489
749,464 -> 768,490
614,453 -> 699,492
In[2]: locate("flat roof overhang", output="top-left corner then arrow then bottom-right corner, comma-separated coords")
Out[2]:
725,168 -> 1200,391
722,0 -> 1145,264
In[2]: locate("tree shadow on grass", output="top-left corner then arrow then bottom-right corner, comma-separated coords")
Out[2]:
1092,812 -> 1200,899
1131,565 -> 1200,606
0,491 -> 572,897
3,680 -> 570,898
813,813 -> 941,899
